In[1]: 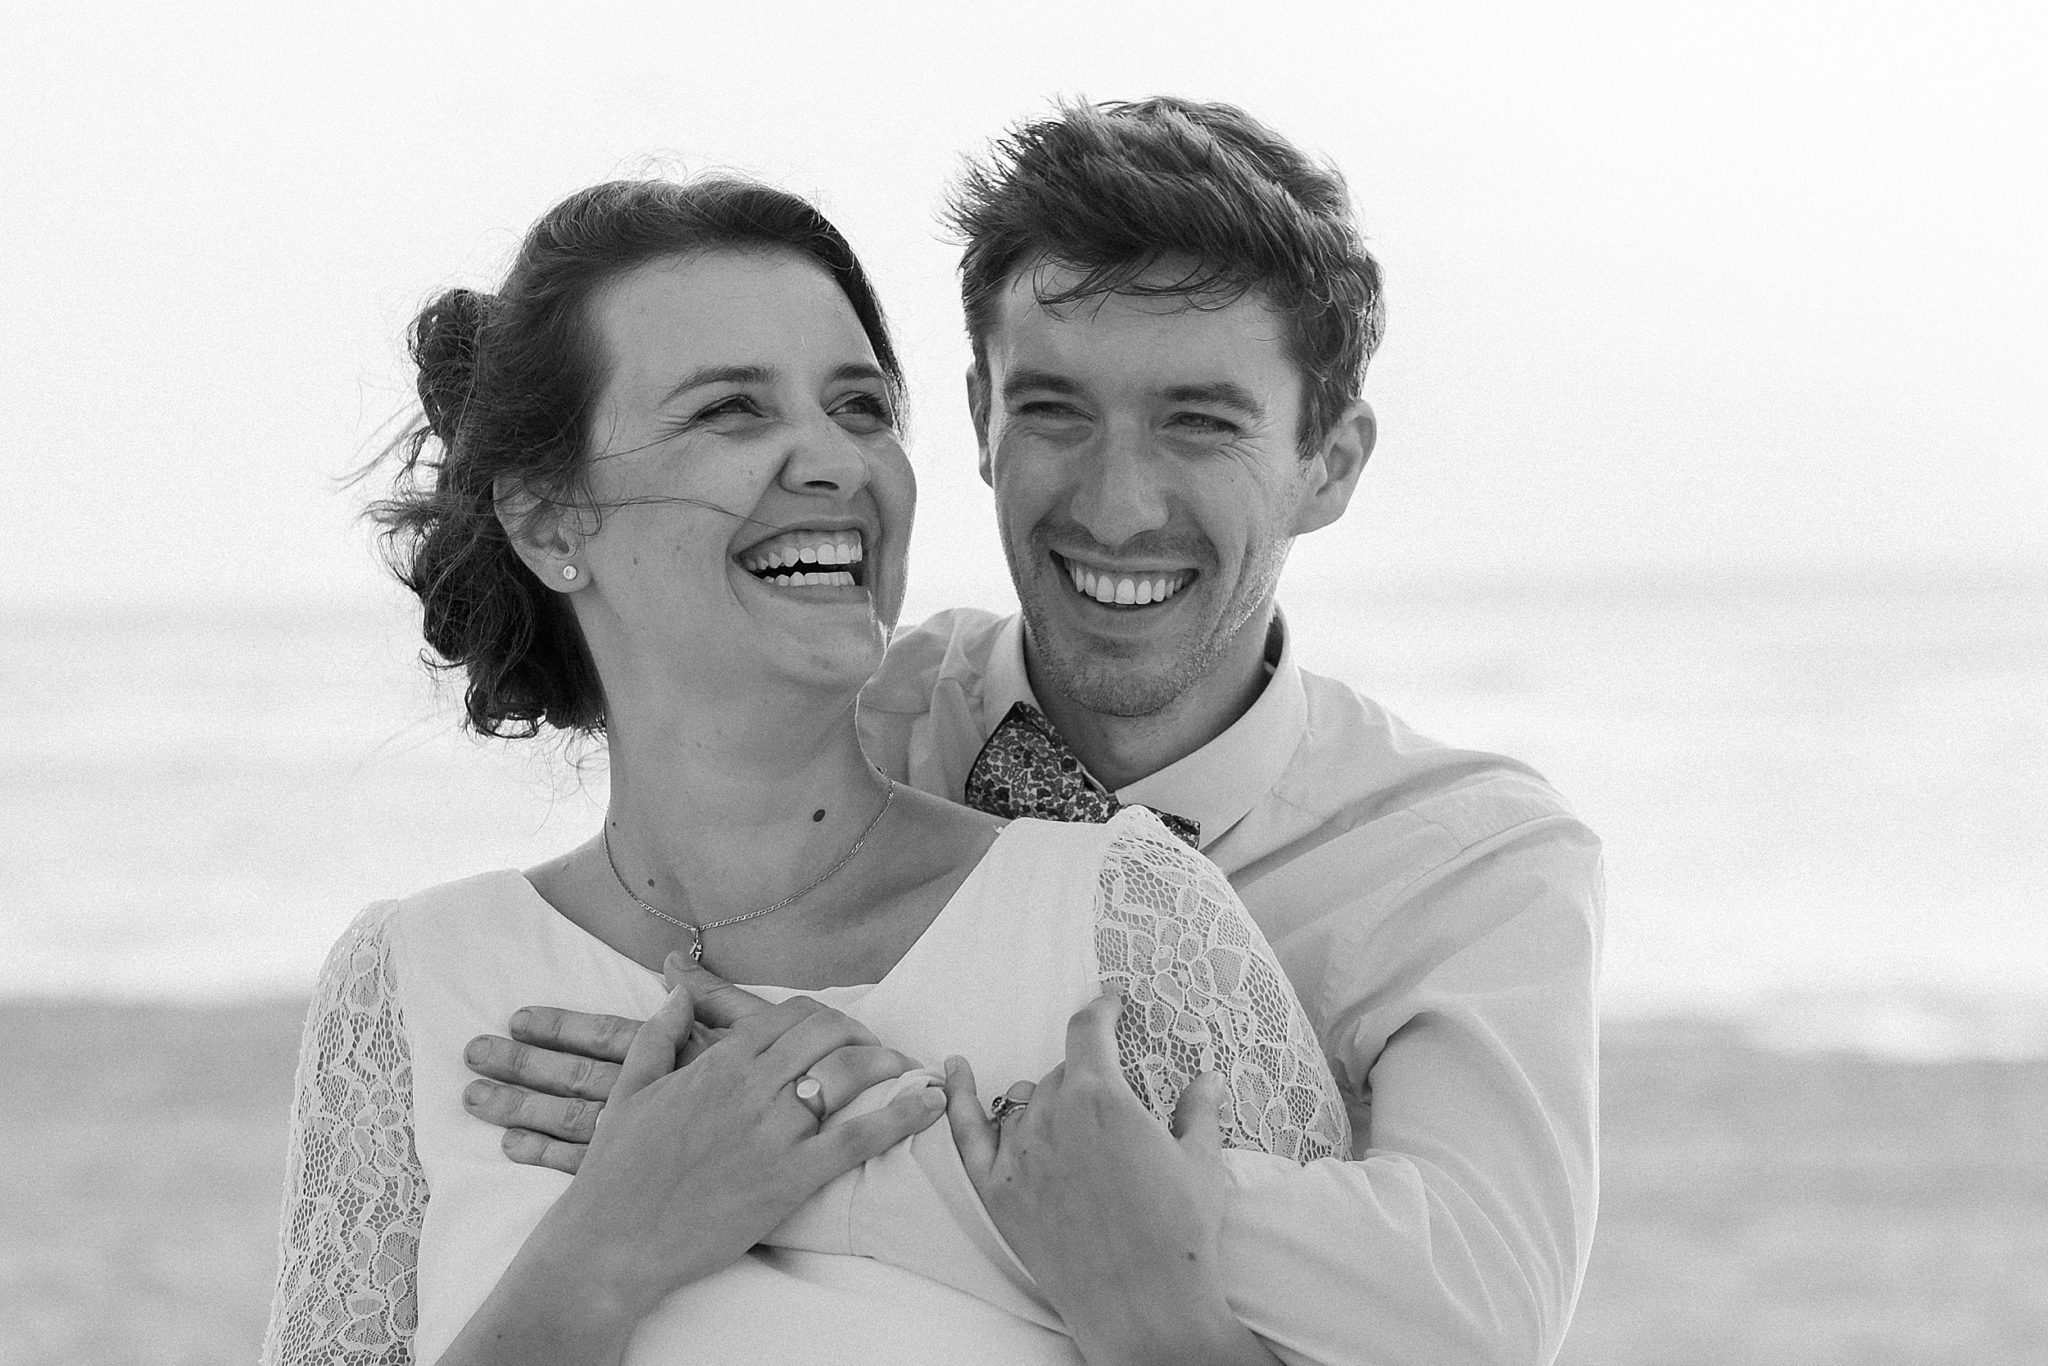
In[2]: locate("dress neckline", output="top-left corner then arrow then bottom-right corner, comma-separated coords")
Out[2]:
508,818 -> 1040,1000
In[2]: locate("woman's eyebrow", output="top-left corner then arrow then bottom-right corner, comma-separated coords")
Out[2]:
661,362 -> 887,406
660,363 -> 774,406
830,362 -> 892,386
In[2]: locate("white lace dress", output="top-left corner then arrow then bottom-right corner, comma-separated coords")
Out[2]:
263,808 -> 1349,1366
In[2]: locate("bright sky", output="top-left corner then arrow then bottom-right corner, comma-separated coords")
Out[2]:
7,0 -> 2044,618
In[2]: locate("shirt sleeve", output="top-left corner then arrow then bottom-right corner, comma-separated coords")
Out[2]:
261,901 -> 426,1366
1219,812 -> 1605,1366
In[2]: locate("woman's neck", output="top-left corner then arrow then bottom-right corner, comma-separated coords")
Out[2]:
596,696 -> 888,931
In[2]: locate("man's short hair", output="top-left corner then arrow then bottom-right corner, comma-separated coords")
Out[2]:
948,96 -> 1386,458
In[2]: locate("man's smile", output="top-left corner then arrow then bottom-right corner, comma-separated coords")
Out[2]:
1050,550 -> 1195,609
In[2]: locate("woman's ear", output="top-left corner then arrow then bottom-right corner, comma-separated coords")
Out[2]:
1288,402 -> 1377,538
493,475 -> 590,592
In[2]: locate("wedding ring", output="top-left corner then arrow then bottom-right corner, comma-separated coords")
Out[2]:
793,1074 -> 828,1122
989,1095 -> 1029,1123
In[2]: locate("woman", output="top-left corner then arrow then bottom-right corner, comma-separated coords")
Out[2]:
263,177 -> 1348,1366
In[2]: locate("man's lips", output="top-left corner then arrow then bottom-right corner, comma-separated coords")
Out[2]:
1051,551 -> 1194,607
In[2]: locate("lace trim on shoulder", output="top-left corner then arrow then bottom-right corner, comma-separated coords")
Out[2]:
1096,811 -> 1352,1165
262,901 -> 424,1365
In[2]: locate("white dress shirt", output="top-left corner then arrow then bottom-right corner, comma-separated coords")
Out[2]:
859,607 -> 1605,1366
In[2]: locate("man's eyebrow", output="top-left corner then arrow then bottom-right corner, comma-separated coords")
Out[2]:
1000,369 -> 1086,401
1162,382 -> 1265,419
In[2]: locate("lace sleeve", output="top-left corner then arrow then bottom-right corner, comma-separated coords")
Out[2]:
1096,811 -> 1352,1165
261,901 -> 425,1366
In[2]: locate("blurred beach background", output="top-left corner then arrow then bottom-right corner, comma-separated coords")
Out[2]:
5,1 -> 2045,1362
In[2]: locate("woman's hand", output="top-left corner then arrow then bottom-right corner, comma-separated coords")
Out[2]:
441,972 -> 946,1365
943,992 -> 1281,1366
460,956 -> 926,1172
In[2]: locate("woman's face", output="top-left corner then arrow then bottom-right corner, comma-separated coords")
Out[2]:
567,249 -> 915,713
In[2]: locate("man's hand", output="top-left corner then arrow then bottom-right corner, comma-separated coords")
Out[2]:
462,955 -> 922,1174
944,992 -> 1280,1366
463,1006 -> 639,1172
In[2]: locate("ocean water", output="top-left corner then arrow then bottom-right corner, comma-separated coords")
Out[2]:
6,566 -> 2044,1057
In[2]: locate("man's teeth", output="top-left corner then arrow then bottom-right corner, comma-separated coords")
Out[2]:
1065,561 -> 1191,606
739,530 -> 865,583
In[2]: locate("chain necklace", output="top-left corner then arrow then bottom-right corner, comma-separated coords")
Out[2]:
600,774 -> 897,963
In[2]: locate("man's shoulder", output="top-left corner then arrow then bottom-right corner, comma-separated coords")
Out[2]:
862,605 -> 1016,716
1285,662 -> 1587,851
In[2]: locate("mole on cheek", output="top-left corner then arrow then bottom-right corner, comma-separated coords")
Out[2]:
812,809 -> 826,823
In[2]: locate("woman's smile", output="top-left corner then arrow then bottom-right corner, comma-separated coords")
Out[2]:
736,527 -> 870,590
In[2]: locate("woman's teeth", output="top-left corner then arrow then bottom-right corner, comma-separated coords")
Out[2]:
1065,561 -> 1191,607
739,530 -> 865,587
762,570 -> 856,587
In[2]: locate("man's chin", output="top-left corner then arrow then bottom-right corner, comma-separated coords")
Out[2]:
1022,618 -> 1194,718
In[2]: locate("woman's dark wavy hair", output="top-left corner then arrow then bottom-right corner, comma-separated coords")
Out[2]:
367,177 -> 903,739
948,97 -> 1384,458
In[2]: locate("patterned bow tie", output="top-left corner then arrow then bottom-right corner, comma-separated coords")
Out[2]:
963,701 -> 1201,848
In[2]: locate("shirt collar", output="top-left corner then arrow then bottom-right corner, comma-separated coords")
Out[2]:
986,611 -> 1308,852
979,612 -> 1042,726
1119,614 -> 1304,849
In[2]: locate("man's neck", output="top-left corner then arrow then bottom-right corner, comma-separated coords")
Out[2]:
1023,613 -> 1276,792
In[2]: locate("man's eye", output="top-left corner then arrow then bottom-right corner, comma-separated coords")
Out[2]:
1017,401 -> 1086,421
1170,412 -> 1238,436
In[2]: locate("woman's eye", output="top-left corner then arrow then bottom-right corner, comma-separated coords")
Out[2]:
833,392 -> 896,431
696,395 -> 763,422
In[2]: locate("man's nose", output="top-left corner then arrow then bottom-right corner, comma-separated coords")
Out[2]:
778,416 -> 871,496
1066,429 -> 1168,546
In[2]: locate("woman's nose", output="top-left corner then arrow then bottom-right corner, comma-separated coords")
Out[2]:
777,416 -> 872,496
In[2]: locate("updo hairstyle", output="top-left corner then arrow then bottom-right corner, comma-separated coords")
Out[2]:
370,178 -> 904,738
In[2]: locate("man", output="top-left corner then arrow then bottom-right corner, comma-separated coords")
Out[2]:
465,97 -> 1602,1363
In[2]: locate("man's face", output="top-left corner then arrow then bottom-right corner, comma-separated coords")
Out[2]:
972,262 -> 1340,721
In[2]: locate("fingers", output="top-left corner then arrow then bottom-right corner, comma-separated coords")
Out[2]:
1064,987 -> 1124,1078
464,1033 -> 622,1102
499,1126 -> 586,1175
809,1080 -> 948,1182
942,1056 -> 996,1178
611,984 -> 696,1107
462,1077 -> 605,1144
1170,1072 -> 1228,1151
750,1000 -> 888,1086
664,952 -> 777,1028
800,1044 -> 923,1115
507,1006 -> 641,1064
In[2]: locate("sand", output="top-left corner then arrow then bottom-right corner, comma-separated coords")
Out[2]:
2,1001 -> 2042,1365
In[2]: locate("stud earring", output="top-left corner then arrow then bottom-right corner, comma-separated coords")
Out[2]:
560,564 -> 579,582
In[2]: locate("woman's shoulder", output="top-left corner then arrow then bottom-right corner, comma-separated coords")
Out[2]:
983,807 -> 1221,883
351,868 -> 536,936
314,870 -> 539,992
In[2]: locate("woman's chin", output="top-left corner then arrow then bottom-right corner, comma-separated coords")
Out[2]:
762,616 -> 889,697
